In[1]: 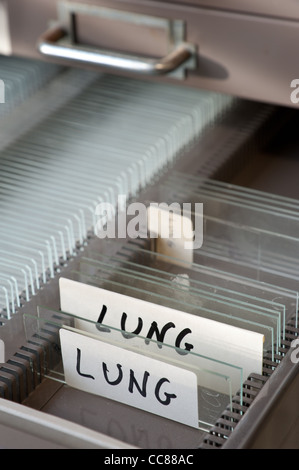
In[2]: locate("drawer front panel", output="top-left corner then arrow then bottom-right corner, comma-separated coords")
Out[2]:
148,0 -> 299,22
6,0 -> 299,107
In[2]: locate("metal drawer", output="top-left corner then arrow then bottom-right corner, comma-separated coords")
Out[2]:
149,0 -> 299,22
4,0 -> 299,107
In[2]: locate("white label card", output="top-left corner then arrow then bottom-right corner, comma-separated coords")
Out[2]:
59,278 -> 264,395
60,328 -> 199,428
0,3 -> 12,56
147,205 -> 195,266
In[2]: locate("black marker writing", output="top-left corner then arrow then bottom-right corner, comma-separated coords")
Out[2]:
95,304 -> 194,355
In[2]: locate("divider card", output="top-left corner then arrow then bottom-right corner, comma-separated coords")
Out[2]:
59,327 -> 199,428
146,204 -> 197,265
59,278 -> 264,395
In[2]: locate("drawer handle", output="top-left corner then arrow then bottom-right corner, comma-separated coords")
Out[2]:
37,25 -> 196,76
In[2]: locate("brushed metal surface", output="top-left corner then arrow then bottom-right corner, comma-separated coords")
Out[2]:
6,0 -> 299,107
146,0 -> 299,22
